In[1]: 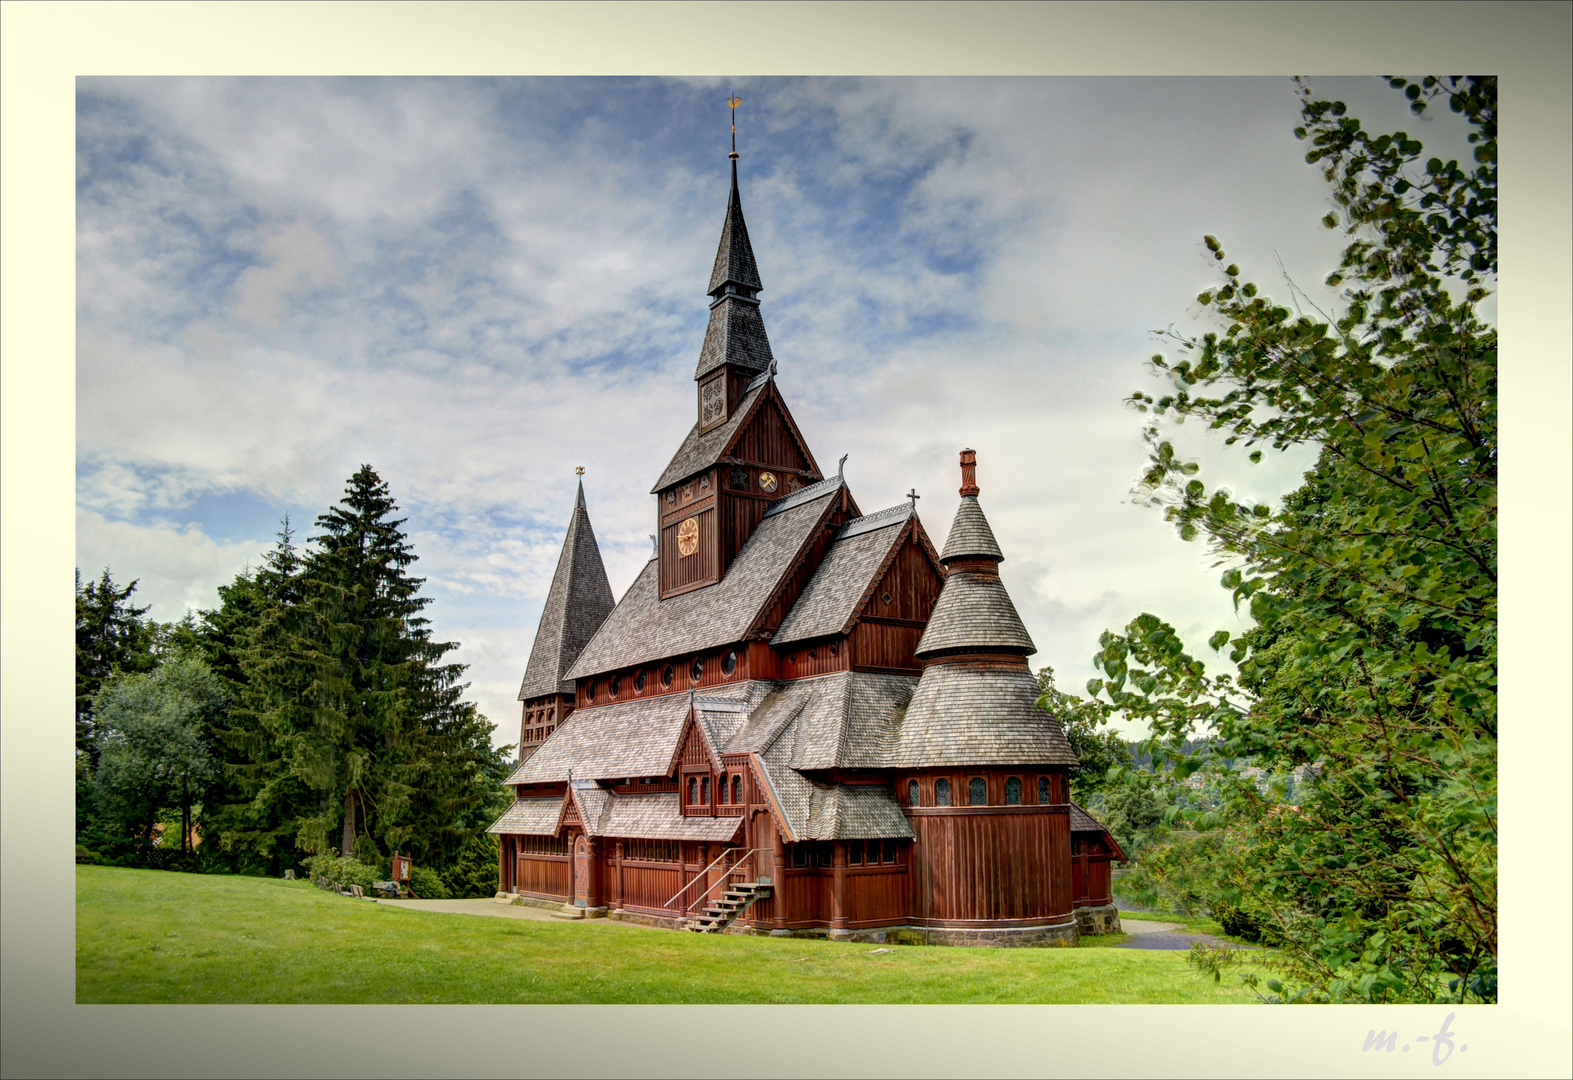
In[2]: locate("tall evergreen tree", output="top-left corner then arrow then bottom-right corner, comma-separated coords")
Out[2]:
76,568 -> 156,762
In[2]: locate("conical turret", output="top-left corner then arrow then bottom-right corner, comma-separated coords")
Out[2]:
518,477 -> 616,700
891,450 -> 1073,769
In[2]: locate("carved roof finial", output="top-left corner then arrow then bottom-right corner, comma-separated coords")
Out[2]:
959,448 -> 980,498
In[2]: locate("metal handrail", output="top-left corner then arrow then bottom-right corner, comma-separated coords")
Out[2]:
683,849 -> 774,917
662,847 -> 769,913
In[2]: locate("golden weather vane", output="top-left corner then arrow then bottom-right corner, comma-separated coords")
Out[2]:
728,95 -> 741,160
575,466 -> 585,476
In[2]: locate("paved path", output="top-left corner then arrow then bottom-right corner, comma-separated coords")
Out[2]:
1116,918 -> 1246,951
376,898 -> 597,923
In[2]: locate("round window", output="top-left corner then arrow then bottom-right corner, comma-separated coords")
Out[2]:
690,657 -> 704,683
723,651 -> 737,675
611,675 -> 622,698
807,648 -> 816,661
634,670 -> 646,693
830,644 -> 839,656
661,664 -> 675,688
585,681 -> 596,702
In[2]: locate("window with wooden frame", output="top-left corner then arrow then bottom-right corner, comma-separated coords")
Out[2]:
731,774 -> 742,805
625,839 -> 678,862
688,776 -> 699,804
969,777 -> 986,805
907,779 -> 920,806
1037,776 -> 1050,804
935,778 -> 951,806
717,773 -> 728,804
518,835 -> 569,856
699,776 -> 709,805
1005,777 -> 1022,805
848,840 -> 865,865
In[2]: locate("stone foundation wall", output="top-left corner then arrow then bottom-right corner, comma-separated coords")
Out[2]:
1074,903 -> 1122,935
500,892 -> 567,913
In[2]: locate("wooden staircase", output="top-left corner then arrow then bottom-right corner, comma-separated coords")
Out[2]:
683,883 -> 773,934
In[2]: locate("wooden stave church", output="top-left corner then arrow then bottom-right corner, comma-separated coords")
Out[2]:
490,152 -> 1123,945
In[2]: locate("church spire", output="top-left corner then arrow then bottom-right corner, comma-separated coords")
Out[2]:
695,96 -> 772,382
518,471 -> 616,701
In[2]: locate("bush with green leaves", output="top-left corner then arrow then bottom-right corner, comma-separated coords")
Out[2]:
409,865 -> 450,900
305,853 -> 382,892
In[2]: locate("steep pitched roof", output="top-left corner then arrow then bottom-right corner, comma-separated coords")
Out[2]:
567,485 -> 843,677
518,482 -> 616,699
914,569 -> 1035,658
707,161 -> 763,295
890,661 -> 1077,768
653,381 -> 766,492
771,505 -> 913,646
939,495 -> 1004,563
694,293 -> 773,380
651,379 -> 817,493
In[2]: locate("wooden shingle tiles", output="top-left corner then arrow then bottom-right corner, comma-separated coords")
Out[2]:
651,381 -> 767,492
892,662 -> 1077,768
771,508 -> 910,646
915,570 -> 1035,658
504,692 -> 695,784
567,486 -> 840,677
486,796 -> 563,836
695,296 -> 774,381
939,496 -> 1004,564
517,481 -> 616,699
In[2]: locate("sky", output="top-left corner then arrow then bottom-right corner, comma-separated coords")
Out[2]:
76,75 -> 1489,747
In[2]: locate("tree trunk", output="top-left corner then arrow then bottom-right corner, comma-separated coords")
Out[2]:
341,788 -> 356,857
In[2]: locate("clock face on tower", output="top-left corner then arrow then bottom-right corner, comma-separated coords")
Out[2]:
677,516 -> 700,557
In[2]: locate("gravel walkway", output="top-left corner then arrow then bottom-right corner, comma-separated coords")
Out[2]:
375,898 -> 596,923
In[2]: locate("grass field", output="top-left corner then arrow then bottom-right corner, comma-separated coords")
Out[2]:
76,866 -> 1268,1004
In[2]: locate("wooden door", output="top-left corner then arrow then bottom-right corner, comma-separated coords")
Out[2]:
573,835 -> 589,906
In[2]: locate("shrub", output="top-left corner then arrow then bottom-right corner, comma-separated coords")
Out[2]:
409,865 -> 449,900
76,845 -> 100,865
305,854 -> 381,892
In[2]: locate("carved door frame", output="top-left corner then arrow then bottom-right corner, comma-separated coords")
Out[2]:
572,834 -> 589,907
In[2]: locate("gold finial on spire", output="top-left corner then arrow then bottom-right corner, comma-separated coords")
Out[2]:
728,95 -> 741,160
575,466 -> 585,476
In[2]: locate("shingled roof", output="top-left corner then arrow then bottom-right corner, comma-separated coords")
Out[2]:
707,161 -> 763,296
486,796 -> 562,835
1069,799 -> 1128,861
890,661 -> 1077,768
695,292 -> 773,380
915,569 -> 1035,658
518,481 -> 616,700
771,505 -> 913,646
939,496 -> 1004,563
504,691 -> 695,784
567,484 -> 843,677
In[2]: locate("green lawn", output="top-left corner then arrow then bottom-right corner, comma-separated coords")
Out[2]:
76,866 -> 1267,1004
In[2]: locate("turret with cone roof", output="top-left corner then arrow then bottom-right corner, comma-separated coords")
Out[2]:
891,450 -> 1075,768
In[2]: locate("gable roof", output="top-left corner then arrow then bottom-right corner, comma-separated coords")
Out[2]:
518,482 -> 616,699
653,380 -> 820,494
771,505 -> 915,646
486,796 -> 562,836
567,485 -> 843,678
1069,800 -> 1128,862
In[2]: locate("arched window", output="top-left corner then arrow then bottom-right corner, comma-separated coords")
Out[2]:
1005,777 -> 1022,805
907,779 -> 920,806
1038,776 -> 1050,804
717,774 -> 728,804
699,776 -> 709,804
969,777 -> 986,805
688,776 -> 698,803
935,779 -> 951,806
731,774 -> 742,805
